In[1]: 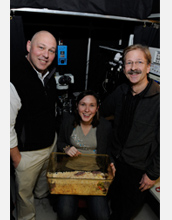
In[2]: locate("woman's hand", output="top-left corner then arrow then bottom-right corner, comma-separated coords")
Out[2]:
65,146 -> 81,157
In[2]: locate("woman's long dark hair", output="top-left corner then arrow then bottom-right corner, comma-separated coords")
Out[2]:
73,90 -> 100,128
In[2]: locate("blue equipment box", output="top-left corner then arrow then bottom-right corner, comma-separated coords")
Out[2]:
57,45 -> 67,65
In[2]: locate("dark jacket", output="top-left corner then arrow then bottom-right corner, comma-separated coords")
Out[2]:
100,79 -> 160,180
11,57 -> 57,151
57,114 -> 114,158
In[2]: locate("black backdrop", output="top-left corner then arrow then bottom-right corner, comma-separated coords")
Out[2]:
10,0 -> 159,19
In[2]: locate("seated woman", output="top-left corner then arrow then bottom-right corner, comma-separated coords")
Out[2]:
54,90 -> 115,220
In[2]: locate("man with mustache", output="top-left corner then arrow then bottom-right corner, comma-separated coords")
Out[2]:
100,44 -> 160,220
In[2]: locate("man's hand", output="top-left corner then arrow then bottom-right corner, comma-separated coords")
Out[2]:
139,173 -> 156,192
109,163 -> 116,178
10,146 -> 21,168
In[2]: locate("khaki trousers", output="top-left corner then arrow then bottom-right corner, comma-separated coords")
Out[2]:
15,134 -> 57,220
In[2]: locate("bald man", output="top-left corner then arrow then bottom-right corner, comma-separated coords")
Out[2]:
26,31 -> 57,75
10,31 -> 57,220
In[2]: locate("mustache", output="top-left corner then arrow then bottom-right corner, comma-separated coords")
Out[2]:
127,70 -> 142,75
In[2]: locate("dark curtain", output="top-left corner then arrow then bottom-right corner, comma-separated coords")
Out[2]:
10,0 -> 155,19
134,24 -> 160,48
10,16 -> 26,73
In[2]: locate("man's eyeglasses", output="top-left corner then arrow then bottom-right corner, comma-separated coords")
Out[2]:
125,61 -> 146,67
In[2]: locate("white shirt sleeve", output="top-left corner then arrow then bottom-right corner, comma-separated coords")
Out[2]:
10,82 -> 22,148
